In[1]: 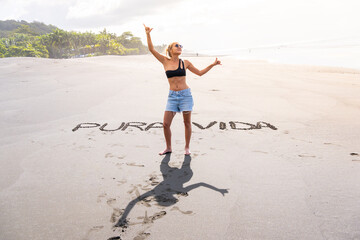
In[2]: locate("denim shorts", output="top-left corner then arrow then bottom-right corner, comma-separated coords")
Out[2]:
165,88 -> 194,112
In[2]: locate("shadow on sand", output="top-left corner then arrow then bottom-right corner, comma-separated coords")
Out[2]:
114,153 -> 228,228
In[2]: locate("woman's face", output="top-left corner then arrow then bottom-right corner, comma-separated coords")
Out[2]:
171,42 -> 182,56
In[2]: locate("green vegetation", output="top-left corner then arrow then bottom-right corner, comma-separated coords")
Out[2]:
0,20 -> 166,59
0,20 -> 58,38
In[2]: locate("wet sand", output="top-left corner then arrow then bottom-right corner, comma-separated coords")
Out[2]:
0,55 -> 360,239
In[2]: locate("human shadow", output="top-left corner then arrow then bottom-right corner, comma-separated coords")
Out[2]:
114,153 -> 229,228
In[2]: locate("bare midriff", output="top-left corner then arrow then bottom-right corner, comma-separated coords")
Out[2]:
168,76 -> 189,91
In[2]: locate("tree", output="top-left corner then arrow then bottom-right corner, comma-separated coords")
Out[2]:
42,29 -> 72,58
117,31 -> 147,54
0,41 -> 6,57
0,22 -> 161,58
12,25 -> 37,36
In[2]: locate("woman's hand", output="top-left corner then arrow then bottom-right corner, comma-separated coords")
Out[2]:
143,24 -> 153,34
213,57 -> 222,66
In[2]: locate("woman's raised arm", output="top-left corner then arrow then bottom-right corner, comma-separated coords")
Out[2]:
186,58 -> 222,76
143,24 -> 166,64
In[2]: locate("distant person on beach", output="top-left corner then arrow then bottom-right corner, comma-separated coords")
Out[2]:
143,24 -> 221,155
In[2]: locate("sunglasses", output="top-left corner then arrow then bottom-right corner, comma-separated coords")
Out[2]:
175,44 -> 183,49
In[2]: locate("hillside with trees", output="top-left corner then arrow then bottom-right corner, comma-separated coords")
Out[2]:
0,20 -> 58,37
0,20 -> 166,58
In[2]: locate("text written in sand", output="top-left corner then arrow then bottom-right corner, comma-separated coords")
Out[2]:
72,121 -> 277,132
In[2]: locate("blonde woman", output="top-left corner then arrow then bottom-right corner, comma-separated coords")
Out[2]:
143,24 -> 221,156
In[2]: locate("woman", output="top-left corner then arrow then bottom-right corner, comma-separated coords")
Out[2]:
143,24 -> 221,156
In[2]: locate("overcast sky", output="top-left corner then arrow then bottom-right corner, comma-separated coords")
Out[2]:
1,0 -> 359,52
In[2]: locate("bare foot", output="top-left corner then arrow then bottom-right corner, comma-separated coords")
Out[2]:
184,148 -> 191,155
159,149 -> 172,155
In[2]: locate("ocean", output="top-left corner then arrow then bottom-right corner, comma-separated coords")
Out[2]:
198,37 -> 360,70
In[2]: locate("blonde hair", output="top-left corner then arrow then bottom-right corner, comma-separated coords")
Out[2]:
166,42 -> 177,58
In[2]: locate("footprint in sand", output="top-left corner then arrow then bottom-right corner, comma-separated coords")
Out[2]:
82,225 -> 104,240
105,153 -> 115,158
138,194 -> 152,208
107,198 -> 117,206
137,211 -> 167,224
148,211 -> 166,221
127,185 -> 145,195
298,154 -> 316,158
110,208 -> 124,223
103,197 -> 127,224
105,153 -> 125,159
323,142 -> 342,147
111,143 -> 124,147
351,153 -> 360,162
170,206 -> 193,215
134,231 -> 151,240
140,186 -> 152,191
106,198 -> 124,223
126,162 -> 145,167
148,174 -> 160,186
117,179 -> 127,186
283,130 -> 289,134
137,181 -> 152,191
97,193 -> 107,203
127,185 -> 137,194
126,186 -> 152,207
107,237 -> 121,240
115,163 -> 123,169
253,150 -> 268,154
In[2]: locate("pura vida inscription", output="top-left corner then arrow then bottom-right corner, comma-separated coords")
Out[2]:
72,121 -> 277,132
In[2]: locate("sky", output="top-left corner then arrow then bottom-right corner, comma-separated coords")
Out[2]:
1,0 -> 360,53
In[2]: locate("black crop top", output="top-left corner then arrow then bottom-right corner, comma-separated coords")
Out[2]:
165,59 -> 186,78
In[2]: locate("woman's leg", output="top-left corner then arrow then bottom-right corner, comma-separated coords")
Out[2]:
159,111 -> 176,155
183,111 -> 192,155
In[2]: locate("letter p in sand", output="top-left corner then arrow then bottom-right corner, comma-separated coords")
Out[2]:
72,122 -> 101,132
